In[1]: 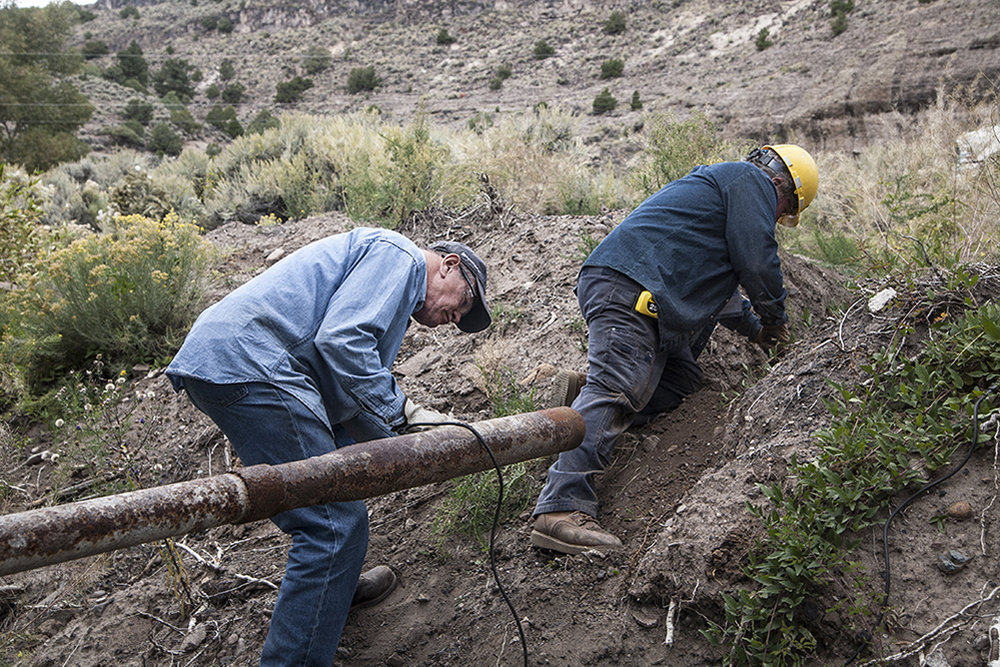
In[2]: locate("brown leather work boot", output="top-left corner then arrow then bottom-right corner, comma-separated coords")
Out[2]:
530,511 -> 622,554
545,369 -> 587,409
350,565 -> 398,611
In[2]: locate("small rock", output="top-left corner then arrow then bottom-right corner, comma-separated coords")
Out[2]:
947,500 -> 974,520
178,623 -> 207,653
631,610 -> 659,628
868,287 -> 897,313
265,248 -> 285,265
937,549 -> 971,574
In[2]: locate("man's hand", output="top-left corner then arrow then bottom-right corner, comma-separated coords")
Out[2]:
754,322 -> 790,353
402,397 -> 453,431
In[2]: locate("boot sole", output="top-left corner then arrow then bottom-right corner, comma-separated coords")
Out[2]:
530,529 -> 619,555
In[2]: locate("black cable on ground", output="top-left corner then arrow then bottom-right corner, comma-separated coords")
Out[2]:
844,382 -> 998,666
410,420 -> 529,667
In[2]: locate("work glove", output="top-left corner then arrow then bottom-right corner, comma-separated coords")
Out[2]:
402,397 -> 453,432
754,322 -> 790,354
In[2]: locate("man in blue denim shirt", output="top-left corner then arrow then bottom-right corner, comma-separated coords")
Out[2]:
531,145 -> 818,555
166,227 -> 490,666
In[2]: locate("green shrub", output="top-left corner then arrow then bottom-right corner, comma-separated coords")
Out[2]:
205,83 -> 220,99
488,63 -> 512,90
123,98 -> 153,124
169,105 -> 202,136
2,212 -> 211,394
81,39 -> 108,60
600,58 -> 624,79
301,45 -> 332,75
275,75 -> 314,103
708,295 -> 1000,663
147,123 -> 183,156
532,40 -> 555,60
205,104 -> 243,138
603,10 -> 626,35
218,59 -> 235,81
103,123 -> 145,148
118,5 -> 139,19
200,14 -> 218,30
831,0 -> 853,35
0,166 -> 42,284
152,58 -> 196,102
346,67 -> 380,94
221,82 -> 245,104
630,90 -> 642,110
435,27 -> 455,45
592,88 -> 617,114
342,114 -> 448,227
630,111 -> 746,195
755,27 -> 773,50
246,109 -> 280,135
217,15 -> 233,33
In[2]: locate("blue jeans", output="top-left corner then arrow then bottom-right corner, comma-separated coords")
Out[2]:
533,267 -> 703,518
183,378 -> 368,667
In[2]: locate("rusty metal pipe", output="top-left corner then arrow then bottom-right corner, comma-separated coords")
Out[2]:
0,408 -> 582,577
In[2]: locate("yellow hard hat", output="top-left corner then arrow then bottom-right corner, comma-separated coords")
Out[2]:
762,144 -> 818,227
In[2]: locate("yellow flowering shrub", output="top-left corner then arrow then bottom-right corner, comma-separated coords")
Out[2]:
3,212 -> 211,394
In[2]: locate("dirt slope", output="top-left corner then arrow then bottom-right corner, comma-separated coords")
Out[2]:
2,209 -> 999,666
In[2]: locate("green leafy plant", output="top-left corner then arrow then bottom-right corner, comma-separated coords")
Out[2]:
755,27 -> 773,50
705,296 -> 1000,664
346,66 -> 380,94
603,10 -> 626,35
435,27 -> 455,45
221,82 -> 245,104
218,59 -> 235,81
488,62 -> 512,90
532,39 -> 555,60
123,98 -> 153,124
592,88 -> 617,114
45,357 -> 161,500
630,111 -> 746,196
275,75 -> 314,103
630,90 -> 642,111
1,212 -> 211,395
0,166 -> 41,284
830,0 -> 854,35
599,58 -> 624,80
147,123 -> 182,156
205,104 -> 243,138
301,45 -> 332,75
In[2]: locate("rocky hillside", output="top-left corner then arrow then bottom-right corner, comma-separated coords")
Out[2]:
71,0 -> 1000,163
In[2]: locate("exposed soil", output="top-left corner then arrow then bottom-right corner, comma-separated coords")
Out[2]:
2,208 -> 999,666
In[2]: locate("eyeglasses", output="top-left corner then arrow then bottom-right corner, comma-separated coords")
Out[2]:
457,263 -> 476,311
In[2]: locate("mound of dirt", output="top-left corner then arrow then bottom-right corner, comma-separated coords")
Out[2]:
2,210 -> 998,666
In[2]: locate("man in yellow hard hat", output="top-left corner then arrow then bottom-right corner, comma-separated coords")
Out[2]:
530,144 -> 818,555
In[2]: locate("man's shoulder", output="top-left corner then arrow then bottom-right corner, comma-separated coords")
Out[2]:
325,227 -> 423,261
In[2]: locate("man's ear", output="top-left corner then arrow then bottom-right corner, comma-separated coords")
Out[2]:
441,253 -> 461,273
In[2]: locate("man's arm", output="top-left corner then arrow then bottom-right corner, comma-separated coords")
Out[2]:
722,167 -> 788,326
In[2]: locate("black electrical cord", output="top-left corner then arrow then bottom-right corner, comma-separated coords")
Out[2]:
409,420 -> 529,667
844,382 -> 999,666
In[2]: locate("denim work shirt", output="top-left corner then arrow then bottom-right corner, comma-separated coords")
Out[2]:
585,161 -> 786,344
166,227 -> 426,438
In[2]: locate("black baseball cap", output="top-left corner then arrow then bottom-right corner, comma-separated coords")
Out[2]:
429,241 -> 491,333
